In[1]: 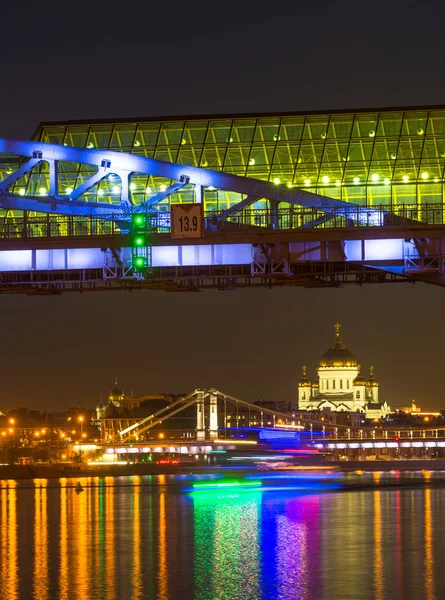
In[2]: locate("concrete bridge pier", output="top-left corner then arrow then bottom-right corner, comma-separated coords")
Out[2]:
196,389 -> 205,441
209,389 -> 218,439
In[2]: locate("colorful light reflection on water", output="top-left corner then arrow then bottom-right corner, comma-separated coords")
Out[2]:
0,473 -> 445,599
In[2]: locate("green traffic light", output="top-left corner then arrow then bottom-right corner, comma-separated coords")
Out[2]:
132,214 -> 146,228
133,256 -> 147,269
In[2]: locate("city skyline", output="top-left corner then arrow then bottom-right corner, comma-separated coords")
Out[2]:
0,1 -> 444,411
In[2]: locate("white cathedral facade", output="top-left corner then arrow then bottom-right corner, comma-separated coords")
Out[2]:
298,323 -> 391,419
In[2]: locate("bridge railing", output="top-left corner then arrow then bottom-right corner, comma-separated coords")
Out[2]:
0,203 -> 444,240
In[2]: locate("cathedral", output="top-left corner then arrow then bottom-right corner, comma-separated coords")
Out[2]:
297,323 -> 391,419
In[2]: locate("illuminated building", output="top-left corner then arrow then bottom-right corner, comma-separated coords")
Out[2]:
297,323 -> 391,418
33,106 -> 445,209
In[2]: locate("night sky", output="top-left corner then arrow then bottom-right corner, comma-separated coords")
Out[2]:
1,1 -> 444,411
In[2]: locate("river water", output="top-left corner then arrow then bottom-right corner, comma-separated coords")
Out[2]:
1,471 -> 445,600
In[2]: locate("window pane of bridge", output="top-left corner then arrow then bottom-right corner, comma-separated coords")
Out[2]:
392,183 -> 417,204
352,114 -> 378,138
398,139 -> 423,160
155,147 -> 179,162
372,140 -> 399,161
232,120 -> 256,143
224,145 -> 250,169
248,144 -> 275,167
402,112 -> 428,136
206,121 -> 232,144
87,126 -> 112,149
328,115 -> 354,139
322,141 -> 349,165
158,122 -> 184,146
40,127 -> 65,145
136,123 -> 161,147
177,146 -> 203,166
200,146 -> 226,169
367,185 -> 391,205
422,139 -> 445,160
280,117 -> 305,141
419,160 -> 441,181
343,185 -> 366,205
349,141 -> 373,162
254,118 -> 280,142
110,125 -> 136,149
303,116 -> 329,140
393,160 -> 417,182
377,113 -> 403,137
273,144 -> 298,167
427,111 -> 445,135
418,182 -> 442,206
183,121 -> 208,145
65,127 -> 89,148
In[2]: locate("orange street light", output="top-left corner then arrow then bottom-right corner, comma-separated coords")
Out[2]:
9,418 -> 15,425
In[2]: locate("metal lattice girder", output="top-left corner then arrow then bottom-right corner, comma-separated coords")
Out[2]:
0,138 -> 383,220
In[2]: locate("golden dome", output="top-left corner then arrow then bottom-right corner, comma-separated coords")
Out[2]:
354,365 -> 366,385
298,365 -> 311,387
319,323 -> 358,368
366,365 -> 379,387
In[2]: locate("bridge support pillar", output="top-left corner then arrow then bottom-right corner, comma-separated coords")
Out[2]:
196,389 -> 205,441
209,389 -> 218,439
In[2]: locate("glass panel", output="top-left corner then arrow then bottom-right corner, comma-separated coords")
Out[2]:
254,118 -> 281,142
348,141 -> 373,162
367,184 -> 391,205
158,122 -> 184,146
110,125 -> 136,148
223,145 -> 250,168
352,114 -> 378,138
422,139 -> 445,160
206,121 -> 232,144
419,182 -> 442,205
201,146 -> 226,169
402,112 -> 428,136
427,111 -> 445,136
232,120 -> 256,143
65,127 -> 89,148
392,184 -> 417,204
328,115 -> 354,139
87,126 -> 112,149
303,116 -> 329,140
136,123 -> 160,147
280,117 -> 305,141
40,127 -> 65,145
273,144 -> 298,166
183,121 -> 208,145
377,113 -> 403,137
177,146 -> 203,166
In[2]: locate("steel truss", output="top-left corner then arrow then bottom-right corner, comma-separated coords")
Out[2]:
0,138 -> 385,222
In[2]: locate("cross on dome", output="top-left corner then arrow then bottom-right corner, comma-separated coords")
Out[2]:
334,322 -> 341,338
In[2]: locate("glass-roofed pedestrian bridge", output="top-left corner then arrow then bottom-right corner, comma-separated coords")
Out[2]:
0,106 -> 445,293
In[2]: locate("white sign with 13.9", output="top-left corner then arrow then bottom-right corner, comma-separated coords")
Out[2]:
171,204 -> 204,239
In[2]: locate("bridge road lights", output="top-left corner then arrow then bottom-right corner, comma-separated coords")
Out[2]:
334,427 -> 338,440
310,424 -> 313,441
359,430 -> 363,439
347,428 -> 351,439
322,426 -> 326,439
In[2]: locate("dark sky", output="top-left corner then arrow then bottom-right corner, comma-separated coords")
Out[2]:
0,0 -> 444,411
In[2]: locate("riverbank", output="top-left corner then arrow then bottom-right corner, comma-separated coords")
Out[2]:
3,458 -> 445,480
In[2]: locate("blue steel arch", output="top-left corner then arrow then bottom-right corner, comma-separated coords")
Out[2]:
0,139 -> 382,222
